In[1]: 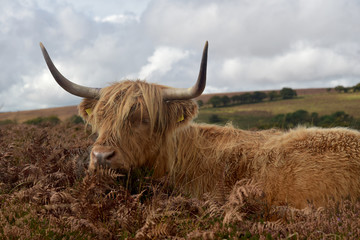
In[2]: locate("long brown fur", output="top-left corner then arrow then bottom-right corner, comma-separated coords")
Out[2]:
79,80 -> 360,208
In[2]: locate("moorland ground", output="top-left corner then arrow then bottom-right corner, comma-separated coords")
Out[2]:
1,90 -> 360,238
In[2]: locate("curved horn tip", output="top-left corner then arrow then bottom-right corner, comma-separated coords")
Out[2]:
39,42 -> 46,52
203,41 -> 208,54
39,42 -> 48,57
162,41 -> 208,100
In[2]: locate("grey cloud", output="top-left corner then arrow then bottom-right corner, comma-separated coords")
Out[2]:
1,0 -> 360,111
0,0 -> 151,111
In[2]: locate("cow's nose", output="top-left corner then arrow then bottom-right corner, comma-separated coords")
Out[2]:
92,150 -> 115,165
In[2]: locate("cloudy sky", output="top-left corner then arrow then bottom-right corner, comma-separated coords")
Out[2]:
1,0 -> 360,111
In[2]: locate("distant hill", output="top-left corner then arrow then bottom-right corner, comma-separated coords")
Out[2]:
196,88 -> 332,103
0,88 -> 333,123
0,105 -> 78,123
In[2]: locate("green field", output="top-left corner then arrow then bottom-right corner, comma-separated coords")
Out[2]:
196,92 -> 360,129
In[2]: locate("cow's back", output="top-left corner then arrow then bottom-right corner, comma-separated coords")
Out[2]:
254,127 -> 360,208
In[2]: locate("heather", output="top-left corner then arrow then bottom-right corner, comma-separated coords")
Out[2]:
1,123 -> 360,239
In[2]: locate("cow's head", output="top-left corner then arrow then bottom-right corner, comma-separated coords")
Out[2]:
40,42 -> 208,175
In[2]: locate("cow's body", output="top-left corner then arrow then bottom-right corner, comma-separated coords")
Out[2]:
155,122 -> 360,208
77,81 -> 360,208
40,42 -> 360,208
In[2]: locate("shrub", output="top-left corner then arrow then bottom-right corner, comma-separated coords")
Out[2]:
265,110 -> 358,129
251,91 -> 267,102
68,115 -> 84,124
239,93 -> 252,104
318,111 -> 354,128
280,87 -> 297,99
0,119 -> 17,126
335,85 -> 345,93
268,91 -> 280,101
220,96 -> 231,106
24,115 -> 60,126
208,96 -> 222,108
209,114 -> 221,123
231,95 -> 241,104
353,83 -> 360,92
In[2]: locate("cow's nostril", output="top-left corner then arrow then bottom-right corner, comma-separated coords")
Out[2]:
92,150 -> 115,164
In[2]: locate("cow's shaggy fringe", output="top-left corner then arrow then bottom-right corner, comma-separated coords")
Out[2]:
3,123 -> 360,239
79,80 -> 198,175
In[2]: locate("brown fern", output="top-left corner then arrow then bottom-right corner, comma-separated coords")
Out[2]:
222,179 -> 265,224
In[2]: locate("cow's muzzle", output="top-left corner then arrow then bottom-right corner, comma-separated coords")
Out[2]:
89,146 -> 116,170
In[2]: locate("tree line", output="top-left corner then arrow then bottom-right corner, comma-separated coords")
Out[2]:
205,87 -> 297,108
334,83 -> 360,93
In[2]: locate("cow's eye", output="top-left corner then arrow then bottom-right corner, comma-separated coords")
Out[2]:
129,110 -> 150,126
142,118 -> 150,124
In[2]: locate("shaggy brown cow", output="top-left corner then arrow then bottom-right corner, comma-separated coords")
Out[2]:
40,42 -> 360,208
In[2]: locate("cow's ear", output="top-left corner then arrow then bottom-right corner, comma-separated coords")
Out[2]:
166,100 -> 198,127
78,98 -> 98,123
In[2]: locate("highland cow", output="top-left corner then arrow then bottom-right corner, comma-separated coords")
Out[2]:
40,42 -> 360,208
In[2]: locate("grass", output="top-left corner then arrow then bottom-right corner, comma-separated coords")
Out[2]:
196,111 -> 272,129
197,92 -> 360,129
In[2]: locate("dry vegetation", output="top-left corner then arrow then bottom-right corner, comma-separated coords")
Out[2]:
1,122 -> 360,239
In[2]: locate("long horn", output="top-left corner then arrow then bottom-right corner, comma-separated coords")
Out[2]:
163,41 -> 208,100
39,42 -> 101,99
